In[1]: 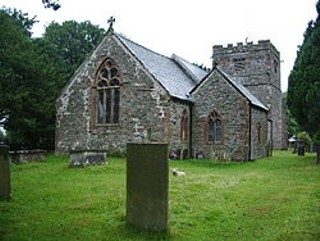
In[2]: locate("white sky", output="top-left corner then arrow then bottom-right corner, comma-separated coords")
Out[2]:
1,0 -> 318,92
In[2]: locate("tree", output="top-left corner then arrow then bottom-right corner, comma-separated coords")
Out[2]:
42,0 -> 61,11
35,20 -> 105,91
1,7 -> 105,150
4,8 -> 38,37
0,8 -> 57,149
282,92 -> 300,138
287,0 -> 320,163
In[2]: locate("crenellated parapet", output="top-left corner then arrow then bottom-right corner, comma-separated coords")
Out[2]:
212,40 -> 280,60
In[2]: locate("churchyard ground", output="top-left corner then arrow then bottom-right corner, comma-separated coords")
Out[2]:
0,151 -> 319,241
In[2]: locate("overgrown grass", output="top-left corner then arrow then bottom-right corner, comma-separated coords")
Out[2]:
0,151 -> 319,241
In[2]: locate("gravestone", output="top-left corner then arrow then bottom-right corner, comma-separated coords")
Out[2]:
9,149 -> 46,164
297,140 -> 305,156
69,150 -> 107,167
0,145 -> 11,201
126,143 -> 168,231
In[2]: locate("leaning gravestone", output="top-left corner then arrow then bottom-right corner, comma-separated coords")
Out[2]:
0,145 -> 11,201
126,143 -> 168,231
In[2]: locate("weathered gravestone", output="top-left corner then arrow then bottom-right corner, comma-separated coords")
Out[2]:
9,149 -> 46,164
69,150 -> 107,167
126,143 -> 168,231
0,145 -> 11,201
297,140 -> 305,156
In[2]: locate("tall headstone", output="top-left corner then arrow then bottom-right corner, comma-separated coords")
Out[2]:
0,145 -> 11,201
126,143 -> 168,231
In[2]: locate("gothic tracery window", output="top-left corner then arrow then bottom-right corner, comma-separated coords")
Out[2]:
96,58 -> 121,125
207,111 -> 222,143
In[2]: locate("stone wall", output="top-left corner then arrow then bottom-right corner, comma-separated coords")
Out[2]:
191,70 -> 251,161
56,35 -> 171,154
168,100 -> 190,158
212,40 -> 287,150
250,107 -> 268,159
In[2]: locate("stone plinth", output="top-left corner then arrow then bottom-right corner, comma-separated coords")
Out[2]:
126,143 -> 168,231
69,150 -> 107,167
0,145 -> 11,201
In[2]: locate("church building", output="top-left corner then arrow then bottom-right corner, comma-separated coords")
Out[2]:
55,23 -> 286,161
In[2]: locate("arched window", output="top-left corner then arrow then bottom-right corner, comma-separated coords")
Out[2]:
207,111 -> 222,143
96,58 -> 121,124
257,123 -> 262,145
180,109 -> 189,142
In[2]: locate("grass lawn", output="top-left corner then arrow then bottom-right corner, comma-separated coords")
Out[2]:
0,151 -> 320,241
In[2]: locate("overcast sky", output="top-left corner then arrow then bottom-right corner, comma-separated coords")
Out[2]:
1,0 -> 318,92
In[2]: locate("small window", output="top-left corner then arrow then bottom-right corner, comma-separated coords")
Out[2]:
274,60 -> 279,73
257,123 -> 262,145
96,58 -> 121,125
207,111 -> 223,143
233,57 -> 246,70
180,109 -> 189,142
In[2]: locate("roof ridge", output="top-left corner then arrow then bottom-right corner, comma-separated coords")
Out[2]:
116,33 -> 172,61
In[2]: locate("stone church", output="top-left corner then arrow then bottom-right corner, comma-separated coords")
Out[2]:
55,23 -> 287,161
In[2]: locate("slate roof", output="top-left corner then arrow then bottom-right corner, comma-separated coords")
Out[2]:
171,54 -> 208,84
116,34 -> 202,101
115,33 -> 268,111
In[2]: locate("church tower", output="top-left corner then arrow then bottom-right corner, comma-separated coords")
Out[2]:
212,40 -> 287,150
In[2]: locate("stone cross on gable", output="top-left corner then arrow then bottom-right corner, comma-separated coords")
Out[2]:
108,16 -> 115,29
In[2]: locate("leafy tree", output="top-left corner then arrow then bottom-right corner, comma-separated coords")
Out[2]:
42,0 -> 61,10
287,0 -> 320,163
3,8 -> 38,37
297,131 -> 312,153
0,8 -> 57,149
35,20 -> 105,91
1,7 -> 105,150
282,92 -> 300,138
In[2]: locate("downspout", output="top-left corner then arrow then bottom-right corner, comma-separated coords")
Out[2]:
267,118 -> 273,157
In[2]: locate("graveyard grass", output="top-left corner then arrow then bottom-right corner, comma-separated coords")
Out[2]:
1,151 -> 320,241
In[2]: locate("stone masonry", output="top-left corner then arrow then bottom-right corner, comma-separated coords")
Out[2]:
56,35 -> 172,153
56,27 -> 277,161
212,40 -> 287,150
192,69 -> 268,161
